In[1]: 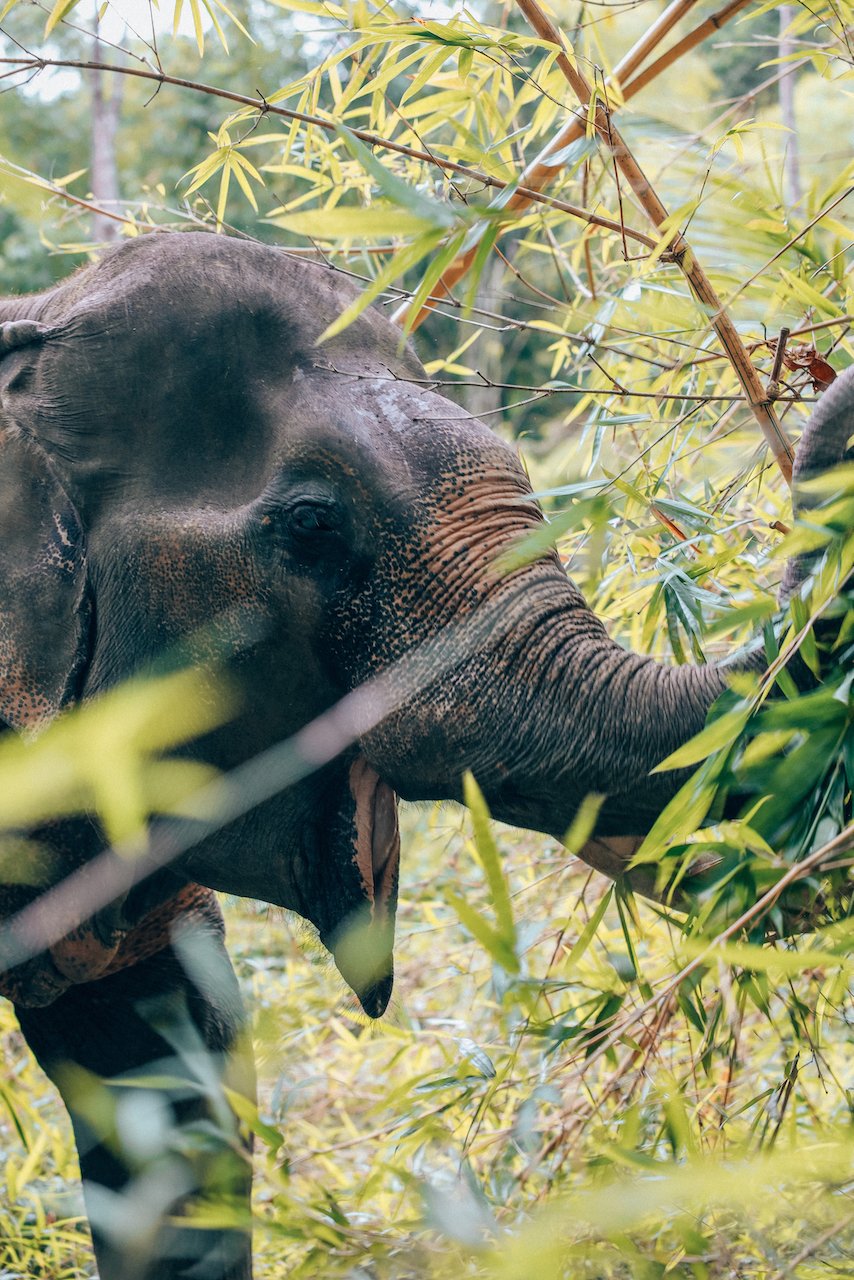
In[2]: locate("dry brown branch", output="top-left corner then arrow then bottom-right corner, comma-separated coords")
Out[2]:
510,0 -> 795,484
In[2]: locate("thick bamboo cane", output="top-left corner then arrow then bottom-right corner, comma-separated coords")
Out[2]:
391,0 -> 750,331
514,0 -> 794,481
617,0 -> 754,97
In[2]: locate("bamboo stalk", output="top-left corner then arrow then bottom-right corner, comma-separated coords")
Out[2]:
619,0 -> 753,97
391,0 -> 748,330
516,0 -> 794,482
0,56 -> 656,250
605,0 -> 704,85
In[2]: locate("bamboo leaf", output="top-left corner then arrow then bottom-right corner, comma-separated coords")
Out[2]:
313,231 -> 444,343
332,124 -> 457,228
562,794 -> 605,855
462,772 -> 516,945
444,890 -> 519,973
653,706 -> 751,773
267,206 -> 437,239
44,0 -> 80,34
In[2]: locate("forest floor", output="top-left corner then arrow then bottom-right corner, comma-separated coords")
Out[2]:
2,800 -> 852,1278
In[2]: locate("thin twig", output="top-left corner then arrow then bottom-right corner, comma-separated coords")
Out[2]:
771,1210 -> 854,1278
677,314 -> 854,370
313,361 -> 816,406
0,56 -> 657,250
767,327 -> 791,401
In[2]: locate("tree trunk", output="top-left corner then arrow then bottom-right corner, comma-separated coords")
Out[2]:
89,18 -> 122,243
778,5 -> 802,207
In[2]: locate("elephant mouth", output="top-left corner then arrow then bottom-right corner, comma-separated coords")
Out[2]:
320,757 -> 400,1019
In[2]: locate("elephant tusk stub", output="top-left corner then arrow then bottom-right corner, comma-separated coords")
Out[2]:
328,758 -> 400,1019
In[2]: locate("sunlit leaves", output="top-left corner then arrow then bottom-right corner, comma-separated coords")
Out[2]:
0,668 -> 234,845
444,773 -> 519,974
183,123 -> 266,227
43,0 -> 81,36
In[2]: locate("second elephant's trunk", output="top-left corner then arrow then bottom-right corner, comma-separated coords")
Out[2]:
782,365 -> 854,599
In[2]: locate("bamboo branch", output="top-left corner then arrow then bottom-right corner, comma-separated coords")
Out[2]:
391,0 -> 750,331
619,0 -> 753,98
0,56 -> 657,250
516,0 -> 795,482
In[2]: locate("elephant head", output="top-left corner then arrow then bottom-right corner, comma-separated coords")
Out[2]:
0,232 -> 850,1015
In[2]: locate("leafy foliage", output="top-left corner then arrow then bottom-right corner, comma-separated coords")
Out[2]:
0,0 -> 852,1275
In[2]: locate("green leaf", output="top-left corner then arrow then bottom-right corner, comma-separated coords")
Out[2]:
631,755 -> 725,868
223,1087 -> 284,1153
267,206 -> 437,239
267,0 -> 346,13
332,125 -> 457,229
445,889 -> 519,973
398,228 -> 468,335
463,772 -> 516,944
44,0 -> 80,34
680,937 -> 854,977
562,793 -> 605,854
561,886 -> 613,974
313,231 -> 444,344
653,705 -> 751,773
493,507 -> 583,575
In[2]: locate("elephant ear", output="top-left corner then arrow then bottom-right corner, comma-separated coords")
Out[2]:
0,322 -> 90,731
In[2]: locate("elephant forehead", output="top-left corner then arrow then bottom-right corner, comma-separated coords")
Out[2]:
270,369 -> 526,492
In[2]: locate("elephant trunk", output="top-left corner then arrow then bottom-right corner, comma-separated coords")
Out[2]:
477,588 -> 733,842
371,563 -> 736,880
484,372 -> 854,881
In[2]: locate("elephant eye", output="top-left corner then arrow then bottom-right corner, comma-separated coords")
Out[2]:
284,499 -> 345,544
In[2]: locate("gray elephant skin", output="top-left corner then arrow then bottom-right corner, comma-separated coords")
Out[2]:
0,232 -> 850,1280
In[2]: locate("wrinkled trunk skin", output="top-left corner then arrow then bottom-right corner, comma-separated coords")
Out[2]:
361,560 -> 734,898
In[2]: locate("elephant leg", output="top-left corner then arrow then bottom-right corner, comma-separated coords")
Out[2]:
15,919 -> 254,1280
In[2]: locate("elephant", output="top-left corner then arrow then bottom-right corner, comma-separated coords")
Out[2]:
0,231 -> 850,1280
